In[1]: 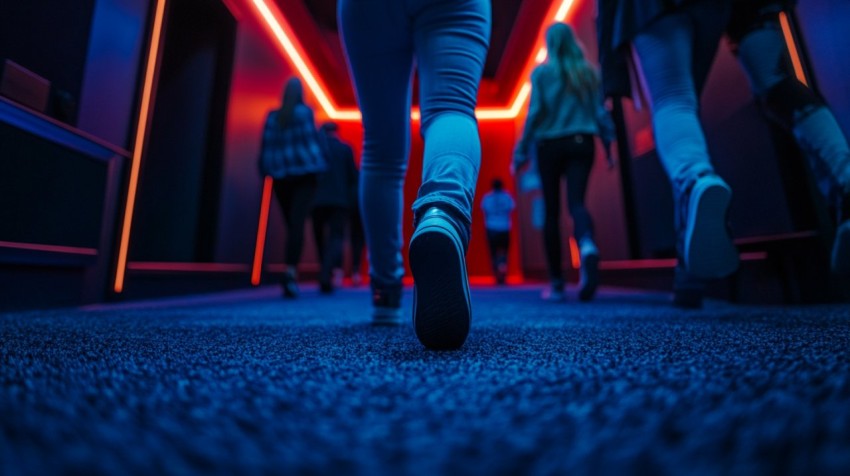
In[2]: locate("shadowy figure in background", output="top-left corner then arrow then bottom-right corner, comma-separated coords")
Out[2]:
347,168 -> 366,287
726,0 -> 850,276
598,0 -> 739,308
339,0 -> 490,349
313,122 -> 358,294
515,22 -> 615,303
480,178 -> 515,285
259,77 -> 327,299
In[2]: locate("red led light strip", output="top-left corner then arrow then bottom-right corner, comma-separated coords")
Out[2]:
248,0 -> 578,121
251,176 -> 274,285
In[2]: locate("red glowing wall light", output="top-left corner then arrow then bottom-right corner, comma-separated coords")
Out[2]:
247,0 -> 579,121
251,176 -> 274,285
568,237 -> 580,270
114,0 -> 168,293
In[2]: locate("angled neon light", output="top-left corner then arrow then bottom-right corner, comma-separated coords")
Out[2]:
778,11 -> 808,86
248,0 -> 577,121
114,0 -> 168,293
251,176 -> 274,285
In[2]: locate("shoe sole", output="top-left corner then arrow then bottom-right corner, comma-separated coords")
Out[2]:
685,179 -> 739,279
578,252 -> 599,302
832,221 -> 850,276
409,221 -> 470,350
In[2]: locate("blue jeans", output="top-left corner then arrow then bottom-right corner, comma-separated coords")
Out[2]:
632,0 -> 731,195
339,0 -> 490,286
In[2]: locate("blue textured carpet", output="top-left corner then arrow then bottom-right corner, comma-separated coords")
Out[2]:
2,286 -> 850,475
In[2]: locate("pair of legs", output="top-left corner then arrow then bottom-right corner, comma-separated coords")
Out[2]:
339,0 -> 490,347
632,0 -> 740,303
312,206 -> 348,292
272,174 -> 317,297
536,134 -> 600,301
731,3 -> 850,274
536,134 -> 595,283
485,230 -> 510,284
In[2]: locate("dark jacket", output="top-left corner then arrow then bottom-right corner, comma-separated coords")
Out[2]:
313,134 -> 358,209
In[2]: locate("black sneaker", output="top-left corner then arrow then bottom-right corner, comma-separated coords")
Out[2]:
371,282 -> 402,326
281,269 -> 299,299
682,174 -> 739,279
409,207 -> 471,350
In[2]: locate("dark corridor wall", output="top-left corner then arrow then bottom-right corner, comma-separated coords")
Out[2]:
797,1 -> 850,135
130,0 -> 236,263
0,0 -> 96,125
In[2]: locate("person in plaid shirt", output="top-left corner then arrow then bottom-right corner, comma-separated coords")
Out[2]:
260,77 -> 327,298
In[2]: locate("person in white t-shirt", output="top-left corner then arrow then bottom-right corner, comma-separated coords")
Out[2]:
480,178 -> 515,285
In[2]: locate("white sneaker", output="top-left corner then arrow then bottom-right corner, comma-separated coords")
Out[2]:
578,238 -> 599,302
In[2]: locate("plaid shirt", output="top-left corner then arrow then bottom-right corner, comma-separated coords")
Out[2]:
259,105 -> 327,179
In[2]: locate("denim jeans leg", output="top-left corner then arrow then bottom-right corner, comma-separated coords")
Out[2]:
632,12 -> 715,196
339,0 -> 413,287
410,0 -> 491,226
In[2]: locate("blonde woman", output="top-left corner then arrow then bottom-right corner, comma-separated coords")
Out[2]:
515,22 -> 614,302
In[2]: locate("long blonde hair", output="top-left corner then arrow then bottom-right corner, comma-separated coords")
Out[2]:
544,23 -> 598,106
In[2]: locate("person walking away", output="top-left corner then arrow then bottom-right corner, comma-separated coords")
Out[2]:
514,22 -> 615,302
312,122 -> 358,294
339,0 -> 491,349
259,77 -> 327,298
480,178 -> 515,285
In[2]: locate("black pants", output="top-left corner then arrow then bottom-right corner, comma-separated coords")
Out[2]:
536,134 -> 595,281
273,174 -> 317,269
486,230 -> 510,276
312,206 -> 349,285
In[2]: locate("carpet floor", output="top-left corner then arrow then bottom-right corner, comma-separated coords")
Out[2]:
2,285 -> 849,475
